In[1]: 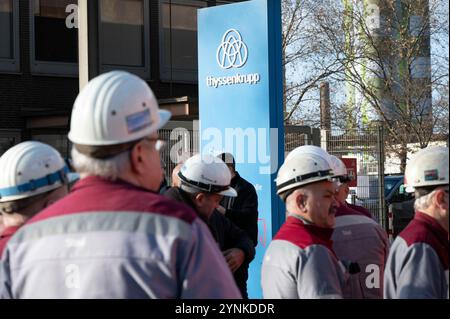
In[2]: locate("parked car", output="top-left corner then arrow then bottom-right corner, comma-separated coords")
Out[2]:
384,175 -> 414,205
348,175 -> 415,236
384,175 -> 416,236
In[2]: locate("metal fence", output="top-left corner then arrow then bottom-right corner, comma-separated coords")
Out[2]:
285,126 -> 386,228
159,125 -> 386,229
159,128 -> 199,186
322,127 -> 385,227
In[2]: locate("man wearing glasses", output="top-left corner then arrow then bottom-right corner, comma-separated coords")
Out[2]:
329,155 -> 389,299
262,147 -> 345,299
384,146 -> 449,299
0,71 -> 241,299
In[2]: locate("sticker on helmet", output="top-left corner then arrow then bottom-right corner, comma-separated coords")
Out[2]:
126,109 -> 152,134
424,169 -> 439,181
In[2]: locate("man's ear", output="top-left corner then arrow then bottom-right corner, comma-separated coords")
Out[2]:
194,193 -> 206,207
130,143 -> 145,174
296,192 -> 307,211
435,189 -> 448,210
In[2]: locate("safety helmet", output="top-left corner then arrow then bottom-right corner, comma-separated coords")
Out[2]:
276,152 -> 335,195
328,155 -> 354,185
286,145 -> 334,170
329,155 -> 348,177
404,146 -> 449,193
68,71 -> 171,146
179,154 -> 237,197
0,141 -> 68,202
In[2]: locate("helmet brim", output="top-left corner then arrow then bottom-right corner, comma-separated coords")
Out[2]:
157,110 -> 171,130
218,186 -> 238,197
276,175 -> 334,195
68,172 -> 80,184
404,186 -> 415,193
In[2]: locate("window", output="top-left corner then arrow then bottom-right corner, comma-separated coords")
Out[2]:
30,0 -> 79,76
0,130 -> 21,155
0,0 -> 19,73
390,183 -> 414,203
99,0 -> 150,78
160,0 -> 206,83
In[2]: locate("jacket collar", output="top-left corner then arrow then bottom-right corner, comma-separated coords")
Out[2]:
415,212 -> 449,245
72,176 -> 155,194
230,171 -> 241,187
287,213 -> 335,241
0,225 -> 21,239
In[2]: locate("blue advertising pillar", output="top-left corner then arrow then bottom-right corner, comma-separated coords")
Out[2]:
198,0 -> 284,299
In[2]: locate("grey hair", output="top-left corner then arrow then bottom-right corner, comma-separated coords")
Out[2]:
285,189 -> 307,213
414,190 -> 435,212
71,146 -> 131,181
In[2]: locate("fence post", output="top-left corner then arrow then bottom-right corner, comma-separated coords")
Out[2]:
320,129 -> 328,152
311,128 -> 321,146
388,204 -> 394,243
351,193 -> 357,205
377,124 -> 386,230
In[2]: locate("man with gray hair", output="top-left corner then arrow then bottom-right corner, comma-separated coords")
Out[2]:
329,155 -> 389,299
0,71 -> 241,299
384,146 -> 449,299
262,146 -> 345,299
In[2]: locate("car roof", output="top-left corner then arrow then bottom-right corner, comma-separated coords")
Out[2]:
385,175 -> 404,180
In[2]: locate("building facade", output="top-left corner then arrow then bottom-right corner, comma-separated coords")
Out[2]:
0,0 -> 236,157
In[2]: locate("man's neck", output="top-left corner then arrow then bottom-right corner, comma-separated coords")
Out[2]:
420,208 -> 449,233
2,213 -> 27,229
288,212 -> 313,225
337,199 -> 348,207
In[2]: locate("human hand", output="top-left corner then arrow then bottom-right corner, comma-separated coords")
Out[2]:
223,248 -> 245,273
216,205 -> 226,215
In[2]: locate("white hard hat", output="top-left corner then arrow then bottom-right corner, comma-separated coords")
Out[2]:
286,145 -> 334,169
329,155 -> 349,179
276,152 -> 335,195
179,154 -> 237,197
404,146 -> 449,193
68,71 -> 171,146
0,141 -> 68,202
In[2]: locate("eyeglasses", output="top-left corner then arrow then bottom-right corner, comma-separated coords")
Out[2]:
142,137 -> 166,152
332,177 -> 349,187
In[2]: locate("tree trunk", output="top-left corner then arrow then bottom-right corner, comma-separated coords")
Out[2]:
399,144 -> 408,173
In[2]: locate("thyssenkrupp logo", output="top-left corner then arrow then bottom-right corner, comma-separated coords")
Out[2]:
216,29 -> 248,69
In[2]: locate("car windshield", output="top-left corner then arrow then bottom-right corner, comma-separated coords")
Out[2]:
385,177 -> 403,196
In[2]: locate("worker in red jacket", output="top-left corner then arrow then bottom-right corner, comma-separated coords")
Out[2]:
329,155 -> 389,299
384,146 -> 448,299
262,146 -> 346,299
0,141 -> 70,257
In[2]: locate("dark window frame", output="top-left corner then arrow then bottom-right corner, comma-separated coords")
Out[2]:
0,0 -> 20,74
29,0 -> 79,77
98,0 -> 151,79
159,0 -> 206,84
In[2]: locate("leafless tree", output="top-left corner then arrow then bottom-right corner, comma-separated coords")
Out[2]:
282,0 -> 343,124
285,0 -> 449,172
